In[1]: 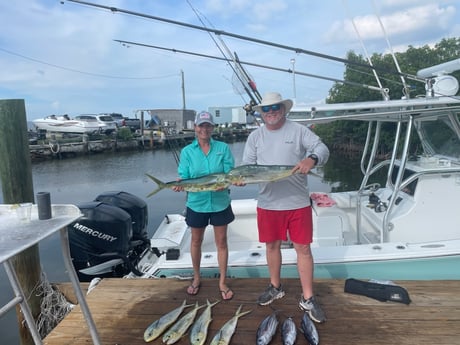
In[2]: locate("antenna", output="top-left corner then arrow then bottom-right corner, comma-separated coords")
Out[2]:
416,58 -> 460,77
417,58 -> 460,97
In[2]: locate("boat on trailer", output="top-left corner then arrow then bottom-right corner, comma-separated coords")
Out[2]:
33,115 -> 109,134
66,60 -> 460,281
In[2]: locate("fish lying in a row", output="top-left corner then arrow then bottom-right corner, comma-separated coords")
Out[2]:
143,299 -> 251,344
146,164 -> 312,197
256,311 -> 319,345
209,304 -> 252,345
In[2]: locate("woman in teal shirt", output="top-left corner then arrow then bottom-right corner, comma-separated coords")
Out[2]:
174,111 -> 235,300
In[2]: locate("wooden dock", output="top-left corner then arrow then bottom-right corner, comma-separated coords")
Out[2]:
44,278 -> 459,345
28,127 -> 251,161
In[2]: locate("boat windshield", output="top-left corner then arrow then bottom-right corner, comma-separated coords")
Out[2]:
415,111 -> 460,160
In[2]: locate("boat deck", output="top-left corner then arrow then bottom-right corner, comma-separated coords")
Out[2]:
44,278 -> 459,345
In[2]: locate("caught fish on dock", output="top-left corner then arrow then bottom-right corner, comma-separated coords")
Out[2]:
281,317 -> 297,345
146,173 -> 230,197
143,299 -> 192,342
162,301 -> 205,344
209,305 -> 251,345
300,312 -> 319,345
256,312 -> 279,345
189,299 -> 220,345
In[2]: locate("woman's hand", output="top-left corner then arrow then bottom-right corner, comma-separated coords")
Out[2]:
172,179 -> 184,192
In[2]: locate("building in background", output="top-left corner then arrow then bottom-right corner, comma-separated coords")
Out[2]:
136,109 -> 196,132
208,106 -> 247,126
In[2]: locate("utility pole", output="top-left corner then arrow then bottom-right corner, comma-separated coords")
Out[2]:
181,69 -> 186,110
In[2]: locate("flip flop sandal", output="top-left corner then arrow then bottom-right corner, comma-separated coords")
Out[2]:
220,288 -> 234,300
186,284 -> 200,295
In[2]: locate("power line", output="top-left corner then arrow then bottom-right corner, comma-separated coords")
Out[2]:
0,47 -> 177,80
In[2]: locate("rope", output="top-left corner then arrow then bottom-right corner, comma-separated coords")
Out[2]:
34,272 -> 74,338
49,141 -> 60,154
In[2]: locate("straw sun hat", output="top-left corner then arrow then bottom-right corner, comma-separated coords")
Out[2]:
253,92 -> 293,113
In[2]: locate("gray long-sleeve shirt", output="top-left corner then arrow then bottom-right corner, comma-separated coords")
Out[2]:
242,119 -> 329,210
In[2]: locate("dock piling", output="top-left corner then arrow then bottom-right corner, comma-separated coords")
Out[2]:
0,99 -> 42,345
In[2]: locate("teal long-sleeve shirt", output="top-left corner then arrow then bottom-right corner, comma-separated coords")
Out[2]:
178,138 -> 234,213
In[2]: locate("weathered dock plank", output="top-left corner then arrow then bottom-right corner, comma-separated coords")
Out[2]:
44,278 -> 460,345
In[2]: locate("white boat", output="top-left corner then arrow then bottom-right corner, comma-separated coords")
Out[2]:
128,64 -> 460,281
33,115 -> 111,134
68,60 -> 460,281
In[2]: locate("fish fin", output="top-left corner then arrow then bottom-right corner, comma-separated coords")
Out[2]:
146,173 -> 165,197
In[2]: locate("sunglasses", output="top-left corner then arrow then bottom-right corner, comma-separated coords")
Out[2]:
261,103 -> 282,113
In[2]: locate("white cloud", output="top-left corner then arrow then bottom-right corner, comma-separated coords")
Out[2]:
0,0 -> 458,120
324,3 -> 456,44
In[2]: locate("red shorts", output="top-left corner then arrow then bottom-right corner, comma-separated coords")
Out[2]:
256,206 -> 313,244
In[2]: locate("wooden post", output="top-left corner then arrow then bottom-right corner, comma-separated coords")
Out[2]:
0,99 -> 42,345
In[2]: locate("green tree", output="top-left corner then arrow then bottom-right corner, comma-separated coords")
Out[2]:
316,37 -> 460,154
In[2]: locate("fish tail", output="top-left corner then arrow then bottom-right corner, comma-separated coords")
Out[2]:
146,173 -> 166,197
236,309 -> 252,318
207,299 -> 220,307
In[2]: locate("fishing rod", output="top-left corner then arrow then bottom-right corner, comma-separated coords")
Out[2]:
343,0 -> 387,100
114,39 -> 386,94
234,52 -> 263,103
65,0 -> 422,82
185,0 -> 259,106
372,0 -> 411,98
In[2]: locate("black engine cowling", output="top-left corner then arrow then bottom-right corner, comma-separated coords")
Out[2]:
95,191 -> 148,242
68,191 -> 150,281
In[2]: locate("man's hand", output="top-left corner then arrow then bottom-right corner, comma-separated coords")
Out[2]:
292,158 -> 315,175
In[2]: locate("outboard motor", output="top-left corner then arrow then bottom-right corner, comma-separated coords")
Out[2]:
95,191 -> 149,243
68,201 -> 134,281
94,191 -> 150,258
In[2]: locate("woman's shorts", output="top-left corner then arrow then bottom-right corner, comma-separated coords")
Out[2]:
256,206 -> 313,244
185,205 -> 235,228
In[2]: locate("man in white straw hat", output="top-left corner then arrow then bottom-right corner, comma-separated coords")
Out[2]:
241,92 -> 329,322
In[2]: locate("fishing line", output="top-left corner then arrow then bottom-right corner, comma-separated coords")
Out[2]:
64,0 -> 423,82
0,46 -> 175,80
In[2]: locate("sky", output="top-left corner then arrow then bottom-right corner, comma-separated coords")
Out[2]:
1,0 -> 459,121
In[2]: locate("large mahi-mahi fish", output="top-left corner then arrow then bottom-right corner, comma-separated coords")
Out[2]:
146,164 -> 312,197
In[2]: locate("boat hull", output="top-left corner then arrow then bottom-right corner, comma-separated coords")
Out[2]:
134,231 -> 460,281
142,254 -> 460,280
33,118 -> 107,134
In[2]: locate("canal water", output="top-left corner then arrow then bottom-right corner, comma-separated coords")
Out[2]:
0,142 -> 361,344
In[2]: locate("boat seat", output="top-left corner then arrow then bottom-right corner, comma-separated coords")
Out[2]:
311,195 -> 349,246
359,201 -> 386,244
